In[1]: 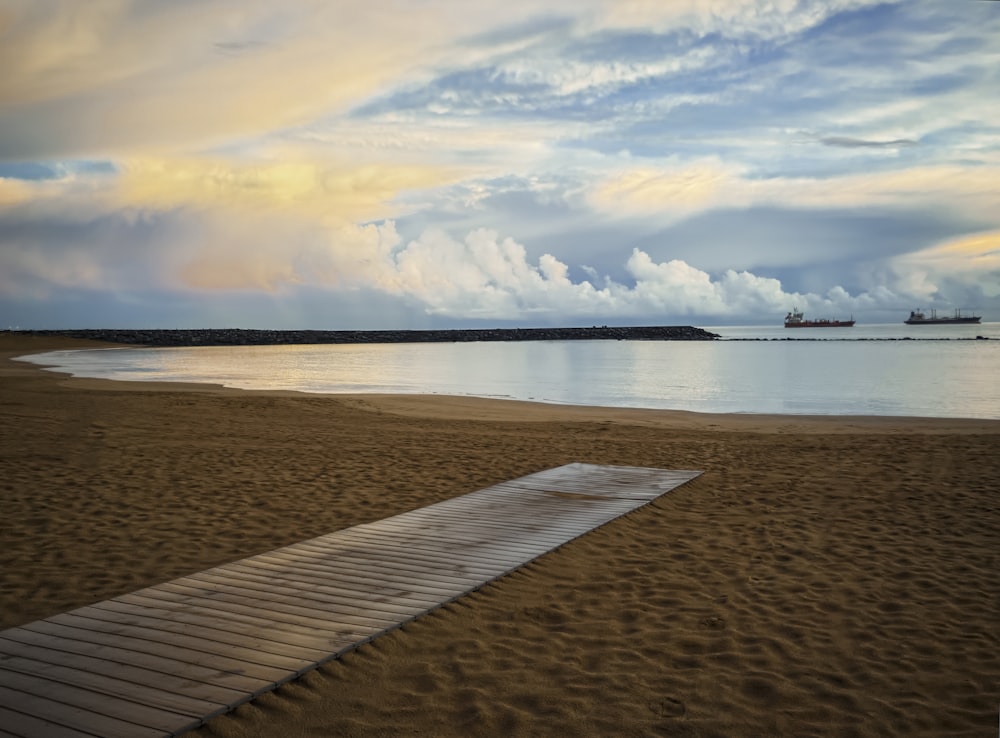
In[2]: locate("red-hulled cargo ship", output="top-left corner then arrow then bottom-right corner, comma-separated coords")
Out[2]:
784,308 -> 855,328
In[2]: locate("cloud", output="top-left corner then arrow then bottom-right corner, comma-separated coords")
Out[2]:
387,227 -> 611,317
6,146 -> 994,321
2,0 -> 998,328
0,177 -> 40,208
590,162 -> 1000,223
589,159 -> 746,216
176,218 -> 403,293
113,157 -> 462,222
1,175 -> 994,324
888,230 -> 1000,301
0,1 -> 522,159
819,136 -> 918,149
591,0 -> 884,39
0,210 -> 182,299
212,40 -> 269,56
0,153 -> 463,297
0,0 -> 918,162
376,229 -> 959,321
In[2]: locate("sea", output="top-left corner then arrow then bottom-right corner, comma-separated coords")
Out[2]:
17,323 -> 1000,420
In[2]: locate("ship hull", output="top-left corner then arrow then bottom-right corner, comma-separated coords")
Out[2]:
904,317 -> 981,325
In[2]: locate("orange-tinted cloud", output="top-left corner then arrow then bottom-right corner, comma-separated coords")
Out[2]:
891,230 -> 1000,299
0,1 -> 503,157
113,157 -> 462,222
591,163 -> 1000,223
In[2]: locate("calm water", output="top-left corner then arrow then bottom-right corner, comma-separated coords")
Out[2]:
18,323 -> 1000,419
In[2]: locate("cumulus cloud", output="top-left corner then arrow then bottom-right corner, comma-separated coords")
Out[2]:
1,176 -> 992,323
374,229 -> 947,321
388,228 -> 614,317
372,226 -> 999,321
0,151 -> 459,300
2,141 -> 995,322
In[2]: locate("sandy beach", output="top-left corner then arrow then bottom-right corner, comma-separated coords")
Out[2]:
1,333 -> 997,737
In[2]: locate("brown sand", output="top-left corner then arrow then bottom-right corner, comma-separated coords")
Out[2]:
1,334 -> 998,737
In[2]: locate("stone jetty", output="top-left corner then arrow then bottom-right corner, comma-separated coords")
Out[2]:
13,325 -> 719,347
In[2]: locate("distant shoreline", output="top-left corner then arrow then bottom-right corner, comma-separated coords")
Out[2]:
4,326 -> 720,347
4,326 -> 993,348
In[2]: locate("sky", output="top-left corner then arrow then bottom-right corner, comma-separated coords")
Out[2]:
1,0 -> 998,330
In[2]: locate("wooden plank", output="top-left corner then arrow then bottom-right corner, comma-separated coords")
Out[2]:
18,620 -> 288,685
333,516 -> 556,549
212,562 -> 438,611
0,655 -> 223,719
0,682 -> 171,738
153,580 -> 399,634
425,494 -> 640,519
371,506 -> 603,534
387,493 -> 616,520
0,705 -> 95,738
183,570 -> 428,621
217,559 -> 442,608
0,464 -> 700,738
289,538 -> 510,579
232,556 -> 449,603
84,600 -> 335,662
44,612 -> 316,673
374,491 -> 608,516
438,483 -> 647,505
131,586 -> 372,644
168,575 -> 408,628
318,521 -> 565,556
365,515 -> 593,550
112,591 -> 365,650
0,635 -> 246,705
328,524 -> 570,560
248,550 -> 460,598
293,529 -> 531,569
248,551 -> 471,599
0,629 -> 267,696
330,527 -> 548,562
275,540 -> 494,583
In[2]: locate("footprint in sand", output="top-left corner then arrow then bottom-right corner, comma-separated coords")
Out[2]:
648,697 -> 686,718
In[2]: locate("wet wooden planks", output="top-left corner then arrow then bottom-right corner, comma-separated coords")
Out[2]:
0,463 -> 701,737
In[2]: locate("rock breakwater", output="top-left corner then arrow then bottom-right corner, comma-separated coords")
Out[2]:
13,326 -> 719,347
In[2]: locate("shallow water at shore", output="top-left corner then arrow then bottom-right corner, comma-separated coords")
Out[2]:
20,325 -> 1000,419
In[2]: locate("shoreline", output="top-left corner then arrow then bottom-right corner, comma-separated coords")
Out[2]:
14,337 -> 1000,431
17,352 -> 1000,436
2,334 -> 998,737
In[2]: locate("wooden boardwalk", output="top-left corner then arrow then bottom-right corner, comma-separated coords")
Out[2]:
0,463 -> 701,737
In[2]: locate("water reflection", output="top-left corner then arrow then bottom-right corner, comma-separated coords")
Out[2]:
19,337 -> 1000,419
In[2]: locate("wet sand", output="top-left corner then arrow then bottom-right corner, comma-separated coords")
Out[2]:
1,334 -> 997,737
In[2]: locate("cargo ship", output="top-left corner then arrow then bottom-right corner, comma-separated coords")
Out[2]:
784,308 -> 855,328
904,309 -> 981,325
